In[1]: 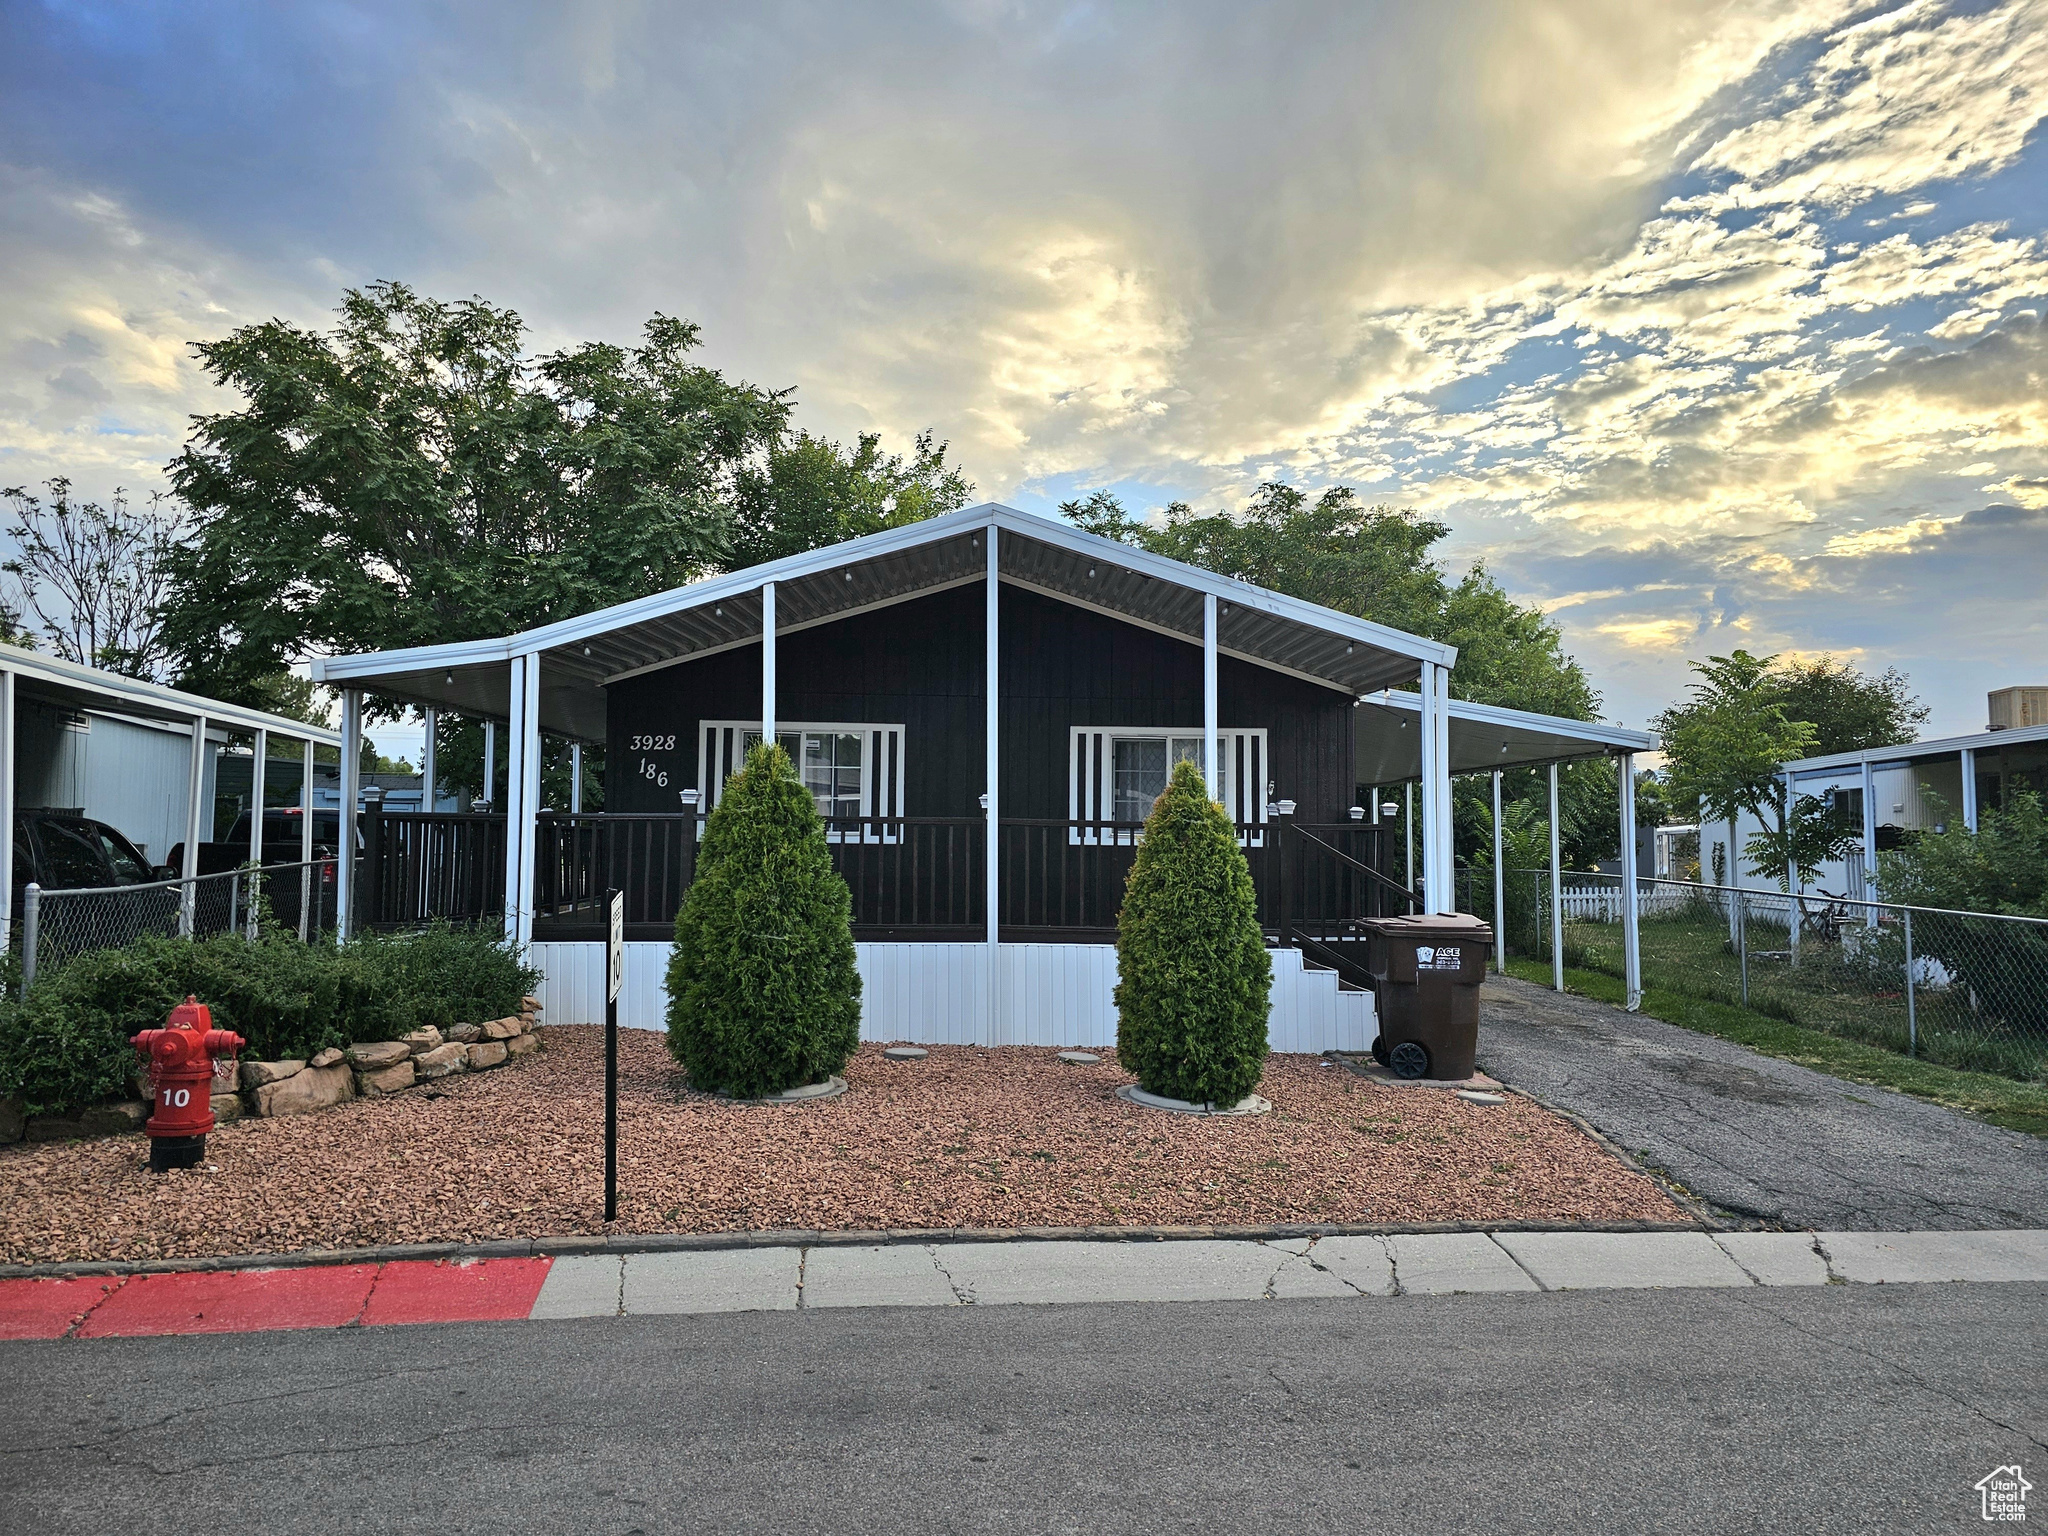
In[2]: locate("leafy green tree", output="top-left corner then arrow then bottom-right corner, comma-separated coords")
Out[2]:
1062,483 -> 1611,864
727,429 -> 973,568
160,281 -> 790,707
1769,655 -> 1927,754
1656,651 -> 1854,890
665,743 -> 861,1097
1114,758 -> 1271,1105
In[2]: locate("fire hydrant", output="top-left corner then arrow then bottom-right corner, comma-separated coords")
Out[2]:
132,997 -> 245,1173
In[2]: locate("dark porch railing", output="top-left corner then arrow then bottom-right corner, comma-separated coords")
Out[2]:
358,811 -> 1410,946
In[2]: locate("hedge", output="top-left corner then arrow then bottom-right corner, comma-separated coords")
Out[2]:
1114,757 -> 1272,1105
0,923 -> 539,1116
665,742 -> 861,1097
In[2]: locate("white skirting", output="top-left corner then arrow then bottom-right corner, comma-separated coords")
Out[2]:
528,940 -> 1374,1055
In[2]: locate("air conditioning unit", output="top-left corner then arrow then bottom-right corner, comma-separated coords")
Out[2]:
1987,686 -> 2048,731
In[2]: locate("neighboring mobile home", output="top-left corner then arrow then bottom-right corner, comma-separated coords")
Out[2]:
314,504 -> 1648,1046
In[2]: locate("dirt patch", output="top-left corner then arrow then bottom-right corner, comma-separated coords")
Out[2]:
0,1028 -> 1686,1265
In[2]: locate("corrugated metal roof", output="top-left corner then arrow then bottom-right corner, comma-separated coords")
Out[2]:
2,648 -> 342,745
1355,691 -> 1653,780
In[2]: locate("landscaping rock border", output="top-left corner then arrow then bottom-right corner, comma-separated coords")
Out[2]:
3,997 -> 548,1142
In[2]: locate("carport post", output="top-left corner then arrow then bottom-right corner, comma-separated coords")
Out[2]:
1619,752 -> 1641,1011
1547,762 -> 1564,992
517,652 -> 541,947
571,742 -> 584,813
1417,660 -> 1453,914
1403,782 -> 1413,896
1960,746 -> 1978,832
1203,592 -> 1219,802
985,533 -> 1001,1044
300,738 -> 315,940
0,667 -> 13,951
422,707 -> 438,811
179,711 -> 209,938
248,728 -> 267,938
1860,757 -> 1878,927
761,580 -> 777,743
483,721 -> 496,808
1491,769 -> 1505,972
338,692 -> 361,940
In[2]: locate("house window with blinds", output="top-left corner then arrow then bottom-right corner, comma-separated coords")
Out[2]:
699,721 -> 905,839
1068,726 -> 1268,843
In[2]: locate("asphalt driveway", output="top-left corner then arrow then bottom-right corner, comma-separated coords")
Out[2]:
1475,975 -> 2048,1231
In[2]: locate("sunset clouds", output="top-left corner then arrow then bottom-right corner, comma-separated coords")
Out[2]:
1,0 -> 2042,731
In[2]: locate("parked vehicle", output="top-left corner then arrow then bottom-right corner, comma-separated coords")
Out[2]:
166,807 -> 347,877
13,811 -> 166,890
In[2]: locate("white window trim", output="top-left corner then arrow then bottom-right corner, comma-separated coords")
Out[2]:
1067,725 -> 1269,844
699,720 -> 905,841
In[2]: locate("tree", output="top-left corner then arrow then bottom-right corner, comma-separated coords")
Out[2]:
2,478 -> 184,678
1114,758 -> 1272,1106
1061,483 -> 1610,863
664,743 -> 861,1097
1655,651 -> 1855,890
1769,655 -> 1927,755
159,281 -> 791,708
726,428 -> 973,568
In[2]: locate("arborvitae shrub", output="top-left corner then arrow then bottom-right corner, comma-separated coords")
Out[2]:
666,742 -> 862,1096
1114,756 -> 1271,1104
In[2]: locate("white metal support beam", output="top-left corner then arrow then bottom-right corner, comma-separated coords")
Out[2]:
571,742 -> 583,813
338,694 -> 361,941
503,655 -> 529,945
517,652 -> 541,948
1404,782 -> 1414,895
1419,662 -> 1453,913
422,707 -> 437,812
1620,753 -> 1641,1011
762,580 -> 777,745
985,535 -> 1001,1044
1960,745 -> 1979,832
179,712 -> 209,938
1491,769 -> 1506,971
1860,757 -> 1878,927
483,721 -> 496,808
1203,592 -> 1219,802
1548,762 -> 1564,993
0,668 -> 13,951
248,728 -> 267,939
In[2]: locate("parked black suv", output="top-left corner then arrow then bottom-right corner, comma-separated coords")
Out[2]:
166,808 -> 346,877
13,811 -> 165,891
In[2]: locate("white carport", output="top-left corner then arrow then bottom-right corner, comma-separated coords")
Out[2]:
1356,690 -> 1655,1010
0,649 -> 343,949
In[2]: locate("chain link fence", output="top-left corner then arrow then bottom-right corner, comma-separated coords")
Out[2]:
19,857 -> 340,989
1460,867 -> 2048,1083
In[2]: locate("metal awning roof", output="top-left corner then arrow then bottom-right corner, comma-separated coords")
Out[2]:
3,648 -> 342,745
1785,721 -> 2048,780
311,504 -> 1459,739
1354,690 -> 1653,780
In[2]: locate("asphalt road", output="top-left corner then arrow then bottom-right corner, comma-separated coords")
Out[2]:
1476,975 -> 2048,1230
3,1283 -> 2043,1535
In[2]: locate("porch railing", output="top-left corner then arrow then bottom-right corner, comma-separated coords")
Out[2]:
358,811 -> 1406,944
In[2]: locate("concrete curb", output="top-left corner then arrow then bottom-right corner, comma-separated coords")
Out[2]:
0,1217 -> 1714,1281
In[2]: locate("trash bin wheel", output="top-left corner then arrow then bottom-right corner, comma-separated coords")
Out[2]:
1370,1035 -> 1389,1067
1388,1040 -> 1431,1080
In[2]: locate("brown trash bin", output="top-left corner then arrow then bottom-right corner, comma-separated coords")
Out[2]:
1355,912 -> 1494,1081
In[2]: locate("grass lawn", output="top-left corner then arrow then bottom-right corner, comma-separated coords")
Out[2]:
1502,955 -> 2048,1140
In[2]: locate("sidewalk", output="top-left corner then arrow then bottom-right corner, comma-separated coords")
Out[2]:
6,1228 -> 2046,1339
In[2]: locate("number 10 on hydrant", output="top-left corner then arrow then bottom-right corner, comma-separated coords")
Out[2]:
133,996 -> 246,1173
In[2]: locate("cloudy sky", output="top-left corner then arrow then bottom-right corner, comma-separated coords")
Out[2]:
3,0 -> 2044,742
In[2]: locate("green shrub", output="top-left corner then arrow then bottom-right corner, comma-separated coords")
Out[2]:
665,742 -> 861,1096
0,923 -> 538,1116
1115,757 -> 1271,1104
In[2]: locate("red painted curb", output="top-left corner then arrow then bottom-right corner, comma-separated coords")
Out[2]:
0,1276 -> 128,1340
362,1258 -> 554,1327
77,1265 -> 381,1338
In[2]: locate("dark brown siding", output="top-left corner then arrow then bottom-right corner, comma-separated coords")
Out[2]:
604,582 -> 1356,820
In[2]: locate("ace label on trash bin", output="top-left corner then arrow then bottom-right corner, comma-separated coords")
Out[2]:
1415,945 -> 1463,972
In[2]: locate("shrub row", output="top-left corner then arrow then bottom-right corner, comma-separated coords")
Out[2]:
0,924 -> 540,1116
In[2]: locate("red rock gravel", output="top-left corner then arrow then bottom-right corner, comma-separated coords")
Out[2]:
0,1027 -> 1684,1265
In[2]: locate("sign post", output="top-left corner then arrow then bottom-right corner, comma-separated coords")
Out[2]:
605,887 -> 623,1223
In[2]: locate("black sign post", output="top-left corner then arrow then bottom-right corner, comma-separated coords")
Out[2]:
604,887 -> 623,1223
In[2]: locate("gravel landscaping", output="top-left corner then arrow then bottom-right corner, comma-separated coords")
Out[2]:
0,1026 -> 1684,1265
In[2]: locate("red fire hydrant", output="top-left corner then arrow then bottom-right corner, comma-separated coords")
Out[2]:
132,997 -> 245,1173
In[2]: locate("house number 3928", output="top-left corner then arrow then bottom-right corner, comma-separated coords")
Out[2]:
628,734 -> 676,751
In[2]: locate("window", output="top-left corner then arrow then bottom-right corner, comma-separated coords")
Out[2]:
1070,727 -> 1268,842
701,721 -> 906,835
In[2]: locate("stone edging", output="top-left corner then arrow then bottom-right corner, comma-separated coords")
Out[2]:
0,1216 -> 1716,1281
